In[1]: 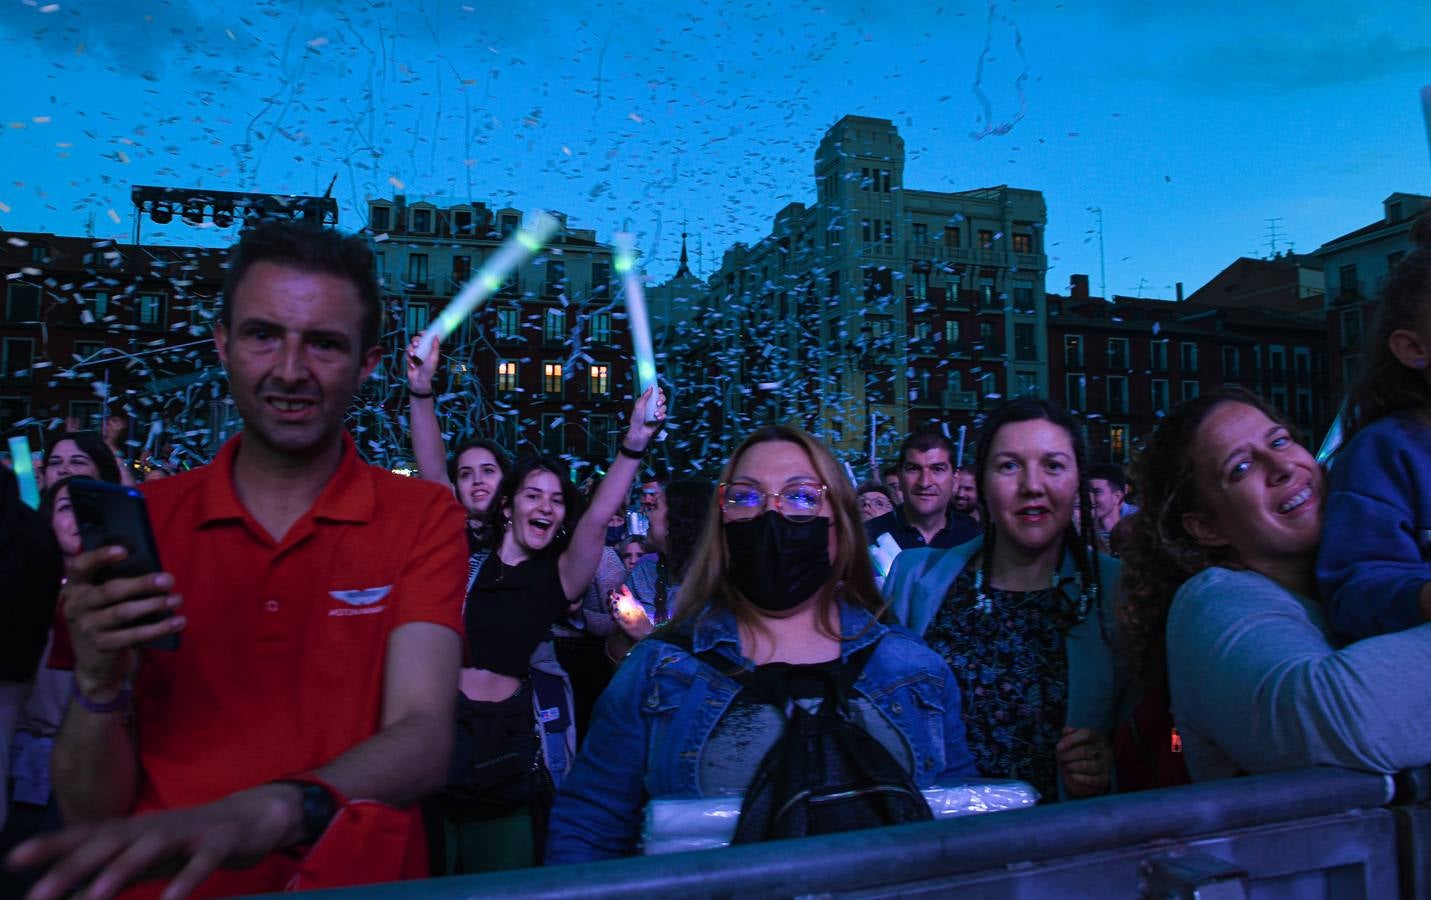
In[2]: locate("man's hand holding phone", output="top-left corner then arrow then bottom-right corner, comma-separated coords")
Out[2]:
62,546 -> 185,703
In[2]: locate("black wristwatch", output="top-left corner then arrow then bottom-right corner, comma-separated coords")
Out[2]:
273,779 -> 339,844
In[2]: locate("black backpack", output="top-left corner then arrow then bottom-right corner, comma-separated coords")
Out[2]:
654,632 -> 933,843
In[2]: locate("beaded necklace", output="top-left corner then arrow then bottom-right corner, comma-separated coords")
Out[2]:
971,549 -> 1099,621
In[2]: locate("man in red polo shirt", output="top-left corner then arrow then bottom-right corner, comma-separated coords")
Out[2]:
7,220 -> 466,899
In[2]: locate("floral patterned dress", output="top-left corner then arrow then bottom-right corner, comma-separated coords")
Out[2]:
923,567 -> 1078,801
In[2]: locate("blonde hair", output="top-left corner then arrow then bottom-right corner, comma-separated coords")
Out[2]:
668,425 -> 886,641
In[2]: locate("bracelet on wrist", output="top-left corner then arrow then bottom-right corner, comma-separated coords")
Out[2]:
71,682 -> 132,715
617,443 -> 645,460
408,388 -> 435,399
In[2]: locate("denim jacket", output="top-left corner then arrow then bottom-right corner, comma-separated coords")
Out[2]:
545,601 -> 978,863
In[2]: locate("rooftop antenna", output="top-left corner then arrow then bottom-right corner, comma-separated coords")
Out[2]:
1089,207 -> 1107,300
323,174 -> 338,198
1264,217 -> 1284,257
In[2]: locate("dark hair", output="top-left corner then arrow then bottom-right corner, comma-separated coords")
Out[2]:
46,432 -> 121,485
856,481 -> 896,503
1341,214 -> 1431,447
972,398 -> 1102,628
898,429 -> 955,468
446,438 -> 511,486
1118,387 -> 1296,683
39,475 -> 78,527
1086,463 -> 1126,490
482,452 -> 584,558
881,465 -> 900,480
220,219 -> 382,351
662,478 -> 715,581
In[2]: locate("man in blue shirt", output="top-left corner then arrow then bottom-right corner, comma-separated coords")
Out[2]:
866,431 -> 979,550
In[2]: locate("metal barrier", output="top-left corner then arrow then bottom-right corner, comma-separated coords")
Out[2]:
288,766 -> 1431,899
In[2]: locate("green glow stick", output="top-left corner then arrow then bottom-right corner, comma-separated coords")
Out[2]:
1316,400 -> 1347,465
411,210 -> 562,365
8,436 -> 40,508
614,232 -> 661,423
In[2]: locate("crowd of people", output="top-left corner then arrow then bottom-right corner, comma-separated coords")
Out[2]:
0,214 -> 1429,897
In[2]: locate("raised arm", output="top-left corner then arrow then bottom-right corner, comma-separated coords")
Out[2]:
406,335 -> 452,489
558,387 -> 666,601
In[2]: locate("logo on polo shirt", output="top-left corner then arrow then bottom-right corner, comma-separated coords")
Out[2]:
328,585 -> 393,617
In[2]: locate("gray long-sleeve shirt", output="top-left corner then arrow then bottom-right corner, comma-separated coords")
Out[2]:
1168,566 -> 1431,781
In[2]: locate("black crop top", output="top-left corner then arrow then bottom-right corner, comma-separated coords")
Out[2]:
464,554 -> 568,677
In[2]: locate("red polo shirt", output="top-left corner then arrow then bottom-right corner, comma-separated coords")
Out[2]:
119,432 -> 465,896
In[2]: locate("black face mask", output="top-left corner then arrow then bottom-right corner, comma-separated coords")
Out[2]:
723,511 -> 833,613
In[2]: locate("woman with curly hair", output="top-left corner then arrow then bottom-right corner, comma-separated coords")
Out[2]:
1119,386 -> 1431,780
883,398 -> 1128,802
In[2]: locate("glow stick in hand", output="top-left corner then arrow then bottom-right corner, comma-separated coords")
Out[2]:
614,233 -> 660,423
1316,399 -> 1347,465
956,425 -> 967,469
411,210 -> 562,366
8,436 -> 40,509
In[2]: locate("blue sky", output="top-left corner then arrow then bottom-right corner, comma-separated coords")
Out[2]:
3,0 -> 1428,297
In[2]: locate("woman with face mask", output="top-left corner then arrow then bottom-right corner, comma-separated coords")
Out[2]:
883,399 -> 1129,803
546,426 -> 977,863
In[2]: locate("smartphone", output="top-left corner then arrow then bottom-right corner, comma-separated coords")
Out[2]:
66,477 -> 180,651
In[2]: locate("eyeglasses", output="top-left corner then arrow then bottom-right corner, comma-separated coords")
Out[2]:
719,481 -> 827,522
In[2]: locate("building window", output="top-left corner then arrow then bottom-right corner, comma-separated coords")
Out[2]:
407,254 -> 429,291
1,337 -> 34,381
1015,371 -> 1038,398
453,255 -> 471,287
1180,342 -> 1199,374
452,210 -> 474,235
543,307 -> 565,343
1338,263 -> 1358,297
1107,337 -> 1129,370
591,311 -> 612,344
1342,354 -> 1362,388
137,293 -> 163,326
496,360 -> 517,392
1270,386 -> 1288,415
978,229 -> 995,250
541,413 -> 564,455
411,208 -> 432,233
943,226 -> 961,248
495,307 -> 520,340
1268,345 -> 1287,380
1151,379 -> 1170,414
1294,347 -> 1311,378
500,214 -> 519,238
1064,334 -> 1084,367
912,223 -> 929,243
1149,339 -> 1168,372
73,340 -> 104,363
912,271 -> 929,302
1066,373 -> 1086,410
978,370 -> 998,398
588,414 -> 613,457
405,302 -> 429,335
945,320 -> 961,345
6,283 -> 41,321
978,276 -> 996,307
591,262 -> 610,297
588,364 -> 610,397
1296,389 -> 1313,426
1012,233 -> 1032,254
1181,380 -> 1201,402
1109,424 -> 1129,462
1011,280 -> 1035,313
1222,346 -> 1240,377
1015,322 -> 1037,361
70,400 -> 101,429
1340,308 -> 1362,350
545,259 -> 566,294
978,320 -> 996,354
542,361 -> 563,395
88,292 -> 110,321
369,206 -> 390,232
1107,375 -> 1129,414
